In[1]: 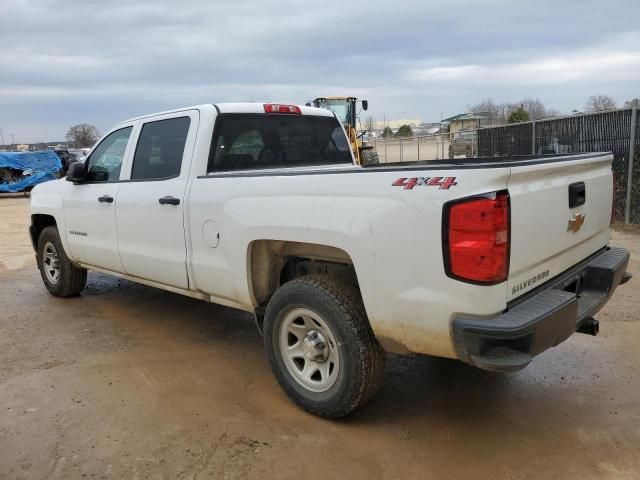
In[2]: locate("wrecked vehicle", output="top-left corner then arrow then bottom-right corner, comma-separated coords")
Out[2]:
0,150 -> 62,193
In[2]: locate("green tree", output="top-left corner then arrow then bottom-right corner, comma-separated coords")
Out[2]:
395,124 -> 413,137
508,106 -> 530,124
381,126 -> 393,138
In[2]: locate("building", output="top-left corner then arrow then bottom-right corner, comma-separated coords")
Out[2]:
372,118 -> 422,131
441,113 -> 484,134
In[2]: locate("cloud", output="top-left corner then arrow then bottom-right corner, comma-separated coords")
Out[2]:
0,0 -> 638,142
407,34 -> 640,86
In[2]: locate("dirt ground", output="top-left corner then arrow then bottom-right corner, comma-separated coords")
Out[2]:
1,196 -> 639,480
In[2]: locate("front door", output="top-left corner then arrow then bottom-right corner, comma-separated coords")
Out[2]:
63,125 -> 135,272
115,111 -> 198,289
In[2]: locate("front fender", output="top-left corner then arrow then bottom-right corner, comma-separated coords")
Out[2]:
29,179 -> 73,258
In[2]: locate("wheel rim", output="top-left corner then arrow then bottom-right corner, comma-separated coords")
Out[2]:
42,241 -> 61,285
278,307 -> 340,393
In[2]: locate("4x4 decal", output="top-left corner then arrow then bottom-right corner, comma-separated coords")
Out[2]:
392,176 -> 458,190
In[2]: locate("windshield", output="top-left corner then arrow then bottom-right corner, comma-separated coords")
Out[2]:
208,114 -> 352,172
316,99 -> 353,126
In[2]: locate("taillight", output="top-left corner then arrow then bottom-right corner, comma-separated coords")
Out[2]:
443,191 -> 510,284
264,104 -> 301,114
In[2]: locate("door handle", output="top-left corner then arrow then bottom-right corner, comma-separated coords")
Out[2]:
158,196 -> 180,206
98,195 -> 114,203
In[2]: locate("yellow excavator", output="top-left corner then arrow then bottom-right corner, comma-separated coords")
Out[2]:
310,97 -> 379,165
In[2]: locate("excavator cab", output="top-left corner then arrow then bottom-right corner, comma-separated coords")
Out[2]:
311,97 -> 378,165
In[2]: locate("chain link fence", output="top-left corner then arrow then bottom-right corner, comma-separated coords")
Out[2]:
370,104 -> 639,223
372,132 -> 447,163
477,107 -> 640,223
371,131 -> 480,163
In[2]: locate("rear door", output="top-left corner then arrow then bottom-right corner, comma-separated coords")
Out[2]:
63,125 -> 135,271
115,110 -> 198,289
506,154 -> 613,301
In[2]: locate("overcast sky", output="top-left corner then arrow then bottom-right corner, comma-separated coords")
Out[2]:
1,0 -> 639,143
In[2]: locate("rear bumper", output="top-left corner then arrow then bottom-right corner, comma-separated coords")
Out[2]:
452,246 -> 631,372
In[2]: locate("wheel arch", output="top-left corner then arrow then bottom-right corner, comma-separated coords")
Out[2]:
247,240 -> 359,330
30,214 -> 57,251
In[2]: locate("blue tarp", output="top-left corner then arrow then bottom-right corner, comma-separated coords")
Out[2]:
0,150 -> 62,193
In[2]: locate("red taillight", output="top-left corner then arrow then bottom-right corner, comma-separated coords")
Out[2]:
444,191 -> 510,284
263,103 -> 301,114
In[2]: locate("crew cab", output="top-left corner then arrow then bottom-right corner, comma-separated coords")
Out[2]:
29,103 -> 631,417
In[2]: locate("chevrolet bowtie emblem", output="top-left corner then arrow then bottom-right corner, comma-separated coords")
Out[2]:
567,212 -> 586,233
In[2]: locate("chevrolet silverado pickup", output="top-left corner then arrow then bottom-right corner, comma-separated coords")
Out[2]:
29,103 -> 631,417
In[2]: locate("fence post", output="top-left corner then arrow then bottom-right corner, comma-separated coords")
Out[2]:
625,99 -> 638,225
531,121 -> 536,155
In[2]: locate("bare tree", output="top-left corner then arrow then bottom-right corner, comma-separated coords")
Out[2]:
470,98 -> 560,125
469,99 -> 508,125
544,107 -> 561,118
585,95 -> 617,113
520,98 -> 559,120
65,124 -> 100,148
362,116 -> 375,133
623,99 -> 639,108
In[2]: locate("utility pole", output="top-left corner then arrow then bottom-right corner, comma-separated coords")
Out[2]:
383,113 -> 387,162
440,111 -> 444,159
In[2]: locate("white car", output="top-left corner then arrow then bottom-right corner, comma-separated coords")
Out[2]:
29,103 -> 631,417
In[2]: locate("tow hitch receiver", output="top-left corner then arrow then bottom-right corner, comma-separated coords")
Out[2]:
577,318 -> 599,336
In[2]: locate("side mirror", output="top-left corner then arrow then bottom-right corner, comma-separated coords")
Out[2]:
362,100 -> 368,111
66,161 -> 87,183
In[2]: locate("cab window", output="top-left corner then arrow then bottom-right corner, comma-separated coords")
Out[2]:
86,127 -> 132,182
131,117 -> 191,181
208,114 -> 352,172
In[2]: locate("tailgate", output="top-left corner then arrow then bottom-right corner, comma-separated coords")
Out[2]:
507,154 -> 613,301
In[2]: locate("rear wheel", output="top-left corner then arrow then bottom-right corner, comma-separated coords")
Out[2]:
264,275 -> 385,418
37,226 -> 87,297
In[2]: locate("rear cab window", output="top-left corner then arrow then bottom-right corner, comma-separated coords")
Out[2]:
207,114 -> 352,172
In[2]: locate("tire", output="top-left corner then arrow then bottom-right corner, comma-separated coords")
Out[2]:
263,275 -> 385,418
37,226 -> 87,297
361,149 -> 379,165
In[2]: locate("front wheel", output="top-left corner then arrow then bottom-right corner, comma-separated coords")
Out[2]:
37,226 -> 87,297
263,275 -> 385,418
361,149 -> 379,165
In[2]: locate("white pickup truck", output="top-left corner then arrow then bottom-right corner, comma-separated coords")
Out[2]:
30,103 -> 631,417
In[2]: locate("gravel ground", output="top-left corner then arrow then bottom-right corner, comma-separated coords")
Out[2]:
1,197 -> 639,480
